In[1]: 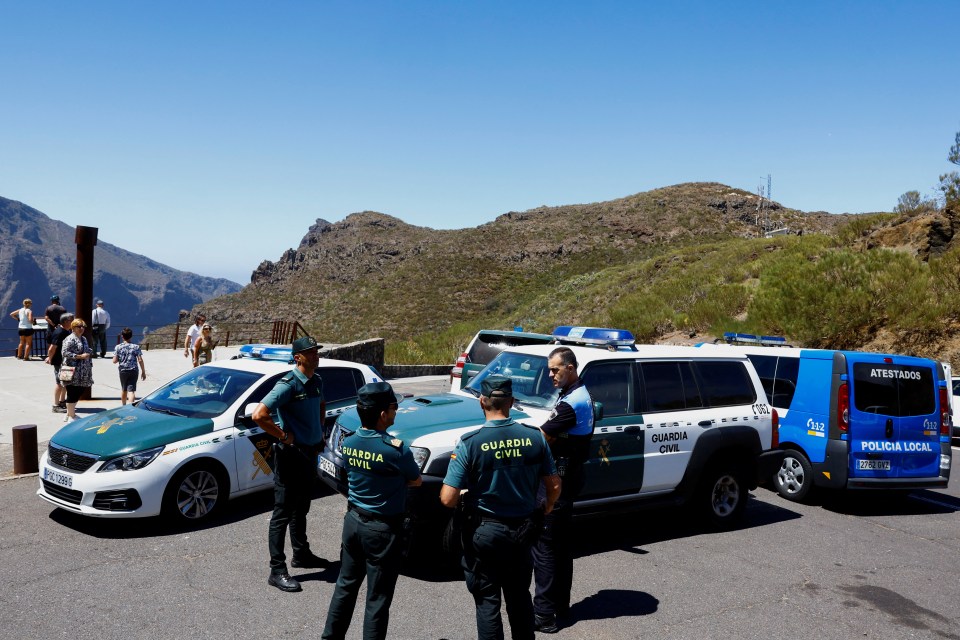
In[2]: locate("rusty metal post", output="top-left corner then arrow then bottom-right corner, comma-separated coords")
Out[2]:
12,425 -> 39,475
173,323 -> 182,351
75,226 -> 98,400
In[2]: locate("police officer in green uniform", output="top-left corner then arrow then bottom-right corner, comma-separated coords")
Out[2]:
253,335 -> 329,592
322,382 -> 422,640
440,376 -> 562,640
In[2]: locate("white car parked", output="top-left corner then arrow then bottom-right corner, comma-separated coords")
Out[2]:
38,351 -> 382,522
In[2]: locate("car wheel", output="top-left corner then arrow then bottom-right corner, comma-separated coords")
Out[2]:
774,449 -> 814,502
163,462 -> 226,522
699,464 -> 746,527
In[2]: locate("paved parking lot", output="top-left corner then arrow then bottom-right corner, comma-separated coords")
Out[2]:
2,453 -> 958,640
2,353 -> 959,639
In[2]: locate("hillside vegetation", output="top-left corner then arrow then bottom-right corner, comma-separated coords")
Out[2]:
196,182 -> 960,366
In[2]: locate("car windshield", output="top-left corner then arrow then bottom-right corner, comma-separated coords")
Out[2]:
140,366 -> 263,419
465,352 -> 559,409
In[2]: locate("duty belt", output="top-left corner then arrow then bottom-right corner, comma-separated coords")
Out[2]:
348,503 -> 403,527
479,513 -> 532,528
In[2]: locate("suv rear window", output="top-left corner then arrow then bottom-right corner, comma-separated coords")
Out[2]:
468,333 -> 553,366
852,363 -> 935,417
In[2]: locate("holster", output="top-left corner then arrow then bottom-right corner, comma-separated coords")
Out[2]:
515,506 -> 546,545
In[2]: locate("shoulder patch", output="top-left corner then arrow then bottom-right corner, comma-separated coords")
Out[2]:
388,438 -> 403,449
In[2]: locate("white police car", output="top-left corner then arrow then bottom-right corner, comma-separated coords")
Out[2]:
321,327 -> 783,530
38,346 -> 382,522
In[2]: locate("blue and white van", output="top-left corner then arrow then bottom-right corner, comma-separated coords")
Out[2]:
697,334 -> 952,501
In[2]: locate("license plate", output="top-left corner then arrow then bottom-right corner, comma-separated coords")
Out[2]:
318,456 -> 338,478
857,459 -> 891,471
44,467 -> 74,488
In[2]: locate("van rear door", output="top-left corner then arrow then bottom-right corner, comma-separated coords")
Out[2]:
848,355 -> 940,479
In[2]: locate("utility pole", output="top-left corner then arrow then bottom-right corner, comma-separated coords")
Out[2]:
75,226 -> 98,399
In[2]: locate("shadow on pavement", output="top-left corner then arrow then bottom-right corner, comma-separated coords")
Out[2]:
571,492 -> 802,559
570,588 -> 659,621
819,489 -> 960,516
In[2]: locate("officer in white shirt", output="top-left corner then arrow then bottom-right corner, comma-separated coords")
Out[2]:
90,299 -> 112,358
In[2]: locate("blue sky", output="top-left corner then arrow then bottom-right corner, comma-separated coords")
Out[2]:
2,1 -> 958,284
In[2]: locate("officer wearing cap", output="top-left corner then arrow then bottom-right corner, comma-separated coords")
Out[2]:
440,376 -> 561,640
253,335 -> 329,592
321,382 -> 422,640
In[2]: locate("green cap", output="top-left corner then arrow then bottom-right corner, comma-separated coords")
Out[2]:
357,382 -> 403,410
481,375 -> 513,398
292,336 -> 321,353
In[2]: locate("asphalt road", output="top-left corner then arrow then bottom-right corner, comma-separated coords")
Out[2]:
2,443 -> 959,640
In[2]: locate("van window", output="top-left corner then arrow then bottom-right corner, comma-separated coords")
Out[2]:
695,361 -> 757,407
745,354 -> 799,408
641,362 -> 703,412
581,362 -> 636,417
747,354 -> 777,398
851,363 -> 935,417
772,356 -> 799,408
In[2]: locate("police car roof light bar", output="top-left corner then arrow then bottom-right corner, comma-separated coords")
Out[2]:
722,332 -> 789,347
552,326 -> 637,350
238,344 -> 295,362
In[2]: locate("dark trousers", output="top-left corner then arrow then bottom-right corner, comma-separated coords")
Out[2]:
533,460 -> 585,621
322,509 -> 403,640
91,327 -> 107,356
268,443 -> 317,574
463,519 -> 535,640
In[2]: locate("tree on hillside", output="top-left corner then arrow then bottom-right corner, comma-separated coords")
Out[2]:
938,129 -> 960,205
894,190 -> 936,215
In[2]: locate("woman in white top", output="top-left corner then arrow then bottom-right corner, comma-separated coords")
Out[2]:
9,298 -> 35,361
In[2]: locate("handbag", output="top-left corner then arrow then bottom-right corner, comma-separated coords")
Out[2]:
58,365 -> 76,383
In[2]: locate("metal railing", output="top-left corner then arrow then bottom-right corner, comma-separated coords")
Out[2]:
2,319 -> 310,356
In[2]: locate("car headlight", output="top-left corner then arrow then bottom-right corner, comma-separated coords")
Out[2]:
98,446 -> 165,472
410,446 -> 430,471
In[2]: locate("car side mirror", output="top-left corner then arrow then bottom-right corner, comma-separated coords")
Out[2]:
593,401 -> 604,422
242,402 -> 259,419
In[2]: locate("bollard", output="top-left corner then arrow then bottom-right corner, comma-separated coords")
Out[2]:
12,424 -> 39,475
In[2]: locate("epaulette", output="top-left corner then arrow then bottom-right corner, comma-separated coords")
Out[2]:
385,435 -> 404,449
459,428 -> 482,442
279,371 -> 297,385
518,422 -> 542,432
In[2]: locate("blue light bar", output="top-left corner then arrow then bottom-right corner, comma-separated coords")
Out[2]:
238,344 -> 294,362
722,332 -> 787,347
552,326 -> 636,348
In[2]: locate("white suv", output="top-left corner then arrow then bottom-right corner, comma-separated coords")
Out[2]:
323,327 -> 785,528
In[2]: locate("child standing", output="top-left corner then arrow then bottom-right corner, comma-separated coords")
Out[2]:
112,327 -> 146,405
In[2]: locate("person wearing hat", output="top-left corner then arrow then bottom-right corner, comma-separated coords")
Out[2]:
44,295 -> 66,344
90,299 -> 111,358
252,335 -> 330,592
440,375 -> 561,640
321,382 -> 422,640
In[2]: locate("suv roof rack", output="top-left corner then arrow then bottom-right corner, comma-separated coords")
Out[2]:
717,332 -> 792,347
552,326 -> 638,351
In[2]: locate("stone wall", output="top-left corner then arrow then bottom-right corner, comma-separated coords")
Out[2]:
381,364 -> 451,378
324,338 -> 385,372
323,338 -> 449,379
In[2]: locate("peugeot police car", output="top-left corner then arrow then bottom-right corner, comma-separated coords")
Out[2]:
697,333 -> 953,501
320,327 -> 784,531
38,345 -> 382,522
